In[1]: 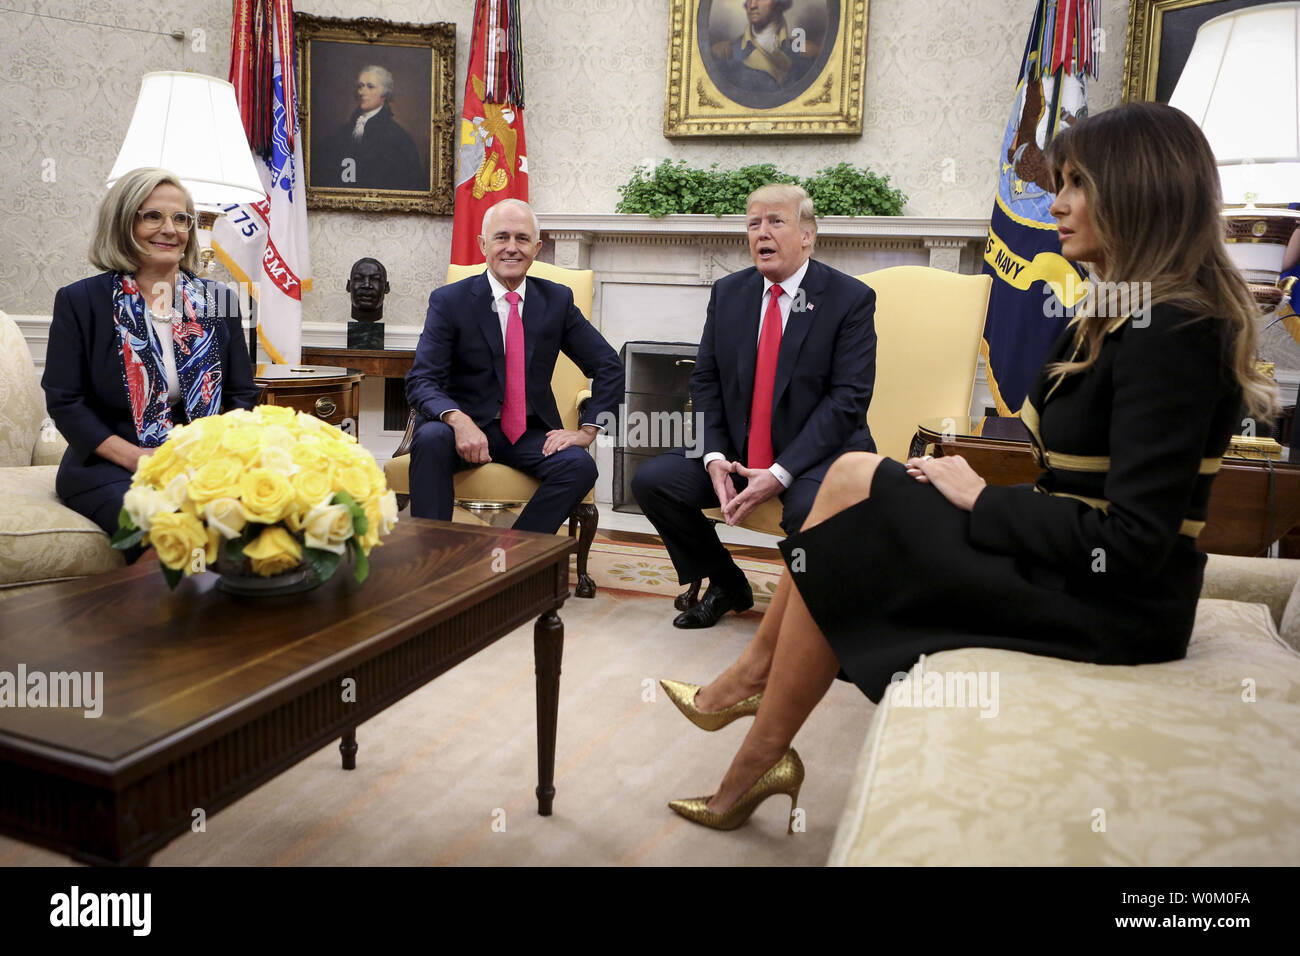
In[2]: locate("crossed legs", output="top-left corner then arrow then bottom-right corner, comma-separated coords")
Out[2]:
690,451 -> 884,813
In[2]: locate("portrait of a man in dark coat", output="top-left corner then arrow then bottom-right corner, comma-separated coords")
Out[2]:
317,65 -> 427,191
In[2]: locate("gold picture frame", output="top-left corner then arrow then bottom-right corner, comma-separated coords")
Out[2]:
295,14 -> 456,214
664,0 -> 868,137
1123,0 -> 1275,103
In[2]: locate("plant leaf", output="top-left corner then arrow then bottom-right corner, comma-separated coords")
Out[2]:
348,537 -> 370,583
161,564 -> 183,590
304,546 -> 342,584
111,526 -> 145,549
224,535 -> 246,564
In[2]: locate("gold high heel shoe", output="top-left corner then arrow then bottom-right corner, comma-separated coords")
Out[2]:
660,678 -> 762,731
668,748 -> 804,833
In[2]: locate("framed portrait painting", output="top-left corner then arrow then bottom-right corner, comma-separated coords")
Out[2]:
664,0 -> 868,136
295,14 -> 456,214
1123,0 -> 1276,102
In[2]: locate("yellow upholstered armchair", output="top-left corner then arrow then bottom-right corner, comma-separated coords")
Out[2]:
682,265 -> 992,607
383,261 -> 601,598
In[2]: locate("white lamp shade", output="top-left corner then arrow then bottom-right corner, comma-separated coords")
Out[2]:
106,71 -> 266,207
1169,2 -> 1300,204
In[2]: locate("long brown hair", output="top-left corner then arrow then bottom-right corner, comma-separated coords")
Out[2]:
1043,102 -> 1275,419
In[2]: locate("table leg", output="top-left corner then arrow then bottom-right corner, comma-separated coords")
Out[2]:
340,726 -> 357,770
534,609 -> 564,816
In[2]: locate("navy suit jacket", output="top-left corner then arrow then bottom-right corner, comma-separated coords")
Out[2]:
692,258 -> 877,480
406,272 -> 624,432
41,272 -> 260,500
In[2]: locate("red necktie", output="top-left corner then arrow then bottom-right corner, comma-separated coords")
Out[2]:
501,290 -> 526,444
748,284 -> 783,469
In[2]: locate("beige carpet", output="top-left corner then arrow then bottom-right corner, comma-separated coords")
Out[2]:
0,585 -> 874,867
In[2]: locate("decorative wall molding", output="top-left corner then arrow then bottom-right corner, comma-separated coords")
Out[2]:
537,213 -> 992,280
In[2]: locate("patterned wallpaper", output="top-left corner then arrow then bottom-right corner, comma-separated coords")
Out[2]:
2,0 -> 1131,328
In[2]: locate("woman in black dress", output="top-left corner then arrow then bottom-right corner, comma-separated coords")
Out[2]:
660,102 -> 1278,832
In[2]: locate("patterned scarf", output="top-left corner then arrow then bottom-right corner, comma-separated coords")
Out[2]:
112,271 -> 225,447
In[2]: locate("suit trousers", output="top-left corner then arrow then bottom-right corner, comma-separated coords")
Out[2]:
61,468 -> 145,563
409,415 -> 598,534
631,448 -> 819,586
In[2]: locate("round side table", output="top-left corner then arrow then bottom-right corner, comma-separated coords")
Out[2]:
254,364 -> 364,434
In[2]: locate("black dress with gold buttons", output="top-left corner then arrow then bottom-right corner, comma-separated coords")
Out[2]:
779,303 -> 1242,702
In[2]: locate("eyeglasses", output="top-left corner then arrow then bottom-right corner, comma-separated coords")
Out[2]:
136,209 -> 196,231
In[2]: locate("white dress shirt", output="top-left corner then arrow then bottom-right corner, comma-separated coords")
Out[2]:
703,257 -> 811,488
145,303 -> 181,404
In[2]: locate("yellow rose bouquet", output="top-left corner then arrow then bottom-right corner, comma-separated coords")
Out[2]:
111,406 -> 399,591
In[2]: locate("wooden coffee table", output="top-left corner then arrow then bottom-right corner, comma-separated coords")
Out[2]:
0,519 -> 574,865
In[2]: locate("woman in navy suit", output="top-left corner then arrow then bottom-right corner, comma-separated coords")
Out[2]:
659,102 -> 1278,832
41,167 -> 260,549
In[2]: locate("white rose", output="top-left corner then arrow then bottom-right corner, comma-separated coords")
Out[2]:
261,424 -> 295,450
378,490 -> 399,535
123,484 -> 175,532
302,502 -> 355,554
206,497 -> 248,539
161,471 -> 192,510
257,445 -> 299,476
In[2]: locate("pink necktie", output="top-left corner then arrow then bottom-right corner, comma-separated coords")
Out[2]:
501,290 -> 526,444
748,284 -> 783,470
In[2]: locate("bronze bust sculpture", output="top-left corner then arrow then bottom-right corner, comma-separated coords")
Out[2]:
346,257 -> 390,348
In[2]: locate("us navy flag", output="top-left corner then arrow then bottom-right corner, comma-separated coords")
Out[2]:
981,0 -> 1097,415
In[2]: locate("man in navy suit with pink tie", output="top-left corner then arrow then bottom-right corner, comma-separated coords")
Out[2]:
634,183 -> 877,628
405,199 -> 623,533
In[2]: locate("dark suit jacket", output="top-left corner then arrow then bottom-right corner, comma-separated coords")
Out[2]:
692,258 -> 877,480
406,272 -> 624,433
320,104 -> 425,191
42,272 -> 260,500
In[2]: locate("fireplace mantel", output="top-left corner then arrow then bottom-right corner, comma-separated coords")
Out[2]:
536,213 -> 991,276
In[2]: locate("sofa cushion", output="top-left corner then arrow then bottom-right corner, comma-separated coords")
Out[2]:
1202,553 -> 1300,631
829,599 -> 1300,866
0,466 -> 124,586
0,310 -> 50,468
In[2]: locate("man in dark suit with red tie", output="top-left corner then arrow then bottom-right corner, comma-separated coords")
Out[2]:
405,199 -> 624,533
633,183 -> 877,628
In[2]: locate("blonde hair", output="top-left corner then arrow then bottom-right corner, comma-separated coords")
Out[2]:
90,168 -> 199,274
747,183 -> 817,239
1044,102 -> 1275,420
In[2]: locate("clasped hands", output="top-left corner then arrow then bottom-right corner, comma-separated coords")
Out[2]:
445,410 -> 596,464
708,458 -> 784,526
905,453 -> 986,511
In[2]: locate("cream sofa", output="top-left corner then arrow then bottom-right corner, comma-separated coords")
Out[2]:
830,553 -> 1300,865
0,311 -> 124,593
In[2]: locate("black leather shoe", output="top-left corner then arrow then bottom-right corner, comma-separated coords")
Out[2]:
672,582 -> 753,629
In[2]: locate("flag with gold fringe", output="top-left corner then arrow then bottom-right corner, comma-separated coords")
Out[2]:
451,0 -> 529,266
212,0 -> 311,365
981,0 -> 1097,415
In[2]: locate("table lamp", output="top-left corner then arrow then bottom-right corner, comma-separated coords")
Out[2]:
106,71 -> 266,274
1169,1 -> 1300,308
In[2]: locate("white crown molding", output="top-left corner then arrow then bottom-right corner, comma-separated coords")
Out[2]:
537,213 -> 991,242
